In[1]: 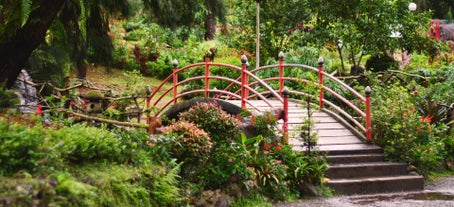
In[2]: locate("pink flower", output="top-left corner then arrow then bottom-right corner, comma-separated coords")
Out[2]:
69,101 -> 75,107
83,99 -> 89,105
411,90 -> 418,95
228,158 -> 233,163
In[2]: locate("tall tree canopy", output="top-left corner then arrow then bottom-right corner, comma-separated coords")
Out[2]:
143,0 -> 226,40
233,0 -> 311,62
0,0 -> 131,88
308,0 -> 433,67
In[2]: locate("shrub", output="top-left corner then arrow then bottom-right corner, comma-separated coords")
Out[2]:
372,83 -> 448,175
0,114 -> 184,206
365,53 -> 399,72
54,124 -> 121,164
0,87 -> 19,110
0,117 -> 60,175
161,120 -> 212,164
179,102 -> 242,145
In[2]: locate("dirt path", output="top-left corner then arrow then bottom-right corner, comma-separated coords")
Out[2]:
274,176 -> 454,207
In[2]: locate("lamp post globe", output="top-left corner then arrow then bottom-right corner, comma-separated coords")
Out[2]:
408,2 -> 417,11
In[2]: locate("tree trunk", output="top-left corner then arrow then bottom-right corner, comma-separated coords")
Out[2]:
204,14 -> 217,40
0,0 -> 65,88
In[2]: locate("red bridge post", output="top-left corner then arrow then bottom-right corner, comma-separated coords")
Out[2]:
318,57 -> 324,108
205,57 -> 210,98
278,51 -> 285,96
241,55 -> 248,109
283,89 -> 289,144
173,59 -> 178,105
365,86 -> 372,141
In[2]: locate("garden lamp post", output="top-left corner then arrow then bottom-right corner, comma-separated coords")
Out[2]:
408,2 -> 417,11
256,1 -> 260,68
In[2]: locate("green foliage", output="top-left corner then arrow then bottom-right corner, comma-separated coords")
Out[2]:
26,44 -> 70,88
146,56 -> 173,79
308,0 -> 433,67
365,53 -> 399,72
243,110 -> 281,144
53,172 -> 97,206
0,0 -> 38,43
371,82 -> 451,176
230,193 -> 272,207
64,163 -> 182,207
20,0 -> 32,27
0,114 -> 184,206
113,129 -> 159,165
0,174 -> 57,206
161,120 -> 213,164
228,0 -> 311,62
0,117 -> 60,175
54,124 -> 121,164
179,102 -> 242,145
0,87 -> 19,109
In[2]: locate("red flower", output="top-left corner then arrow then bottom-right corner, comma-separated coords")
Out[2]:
411,90 -> 418,95
264,143 -> 270,150
426,114 -> 434,123
276,145 -> 281,151
35,104 -> 42,115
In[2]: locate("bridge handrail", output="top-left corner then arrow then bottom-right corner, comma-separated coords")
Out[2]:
246,77 -> 366,118
152,75 -> 278,114
146,54 -> 372,141
253,63 -> 366,102
148,60 -> 283,115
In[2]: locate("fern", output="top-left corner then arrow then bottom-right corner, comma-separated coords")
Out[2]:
78,0 -> 87,40
20,0 -> 32,26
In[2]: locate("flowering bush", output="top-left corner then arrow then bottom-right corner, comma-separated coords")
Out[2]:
179,102 -> 242,145
240,110 -> 281,144
161,120 -> 212,164
372,83 -> 450,175
154,102 -> 327,201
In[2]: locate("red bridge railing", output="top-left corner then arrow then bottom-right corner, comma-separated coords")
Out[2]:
146,53 -> 372,142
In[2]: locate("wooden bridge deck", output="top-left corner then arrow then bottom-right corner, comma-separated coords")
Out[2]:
227,99 -> 377,152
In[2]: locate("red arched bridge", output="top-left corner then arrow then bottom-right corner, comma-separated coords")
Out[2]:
146,52 -> 372,146
143,53 -> 428,195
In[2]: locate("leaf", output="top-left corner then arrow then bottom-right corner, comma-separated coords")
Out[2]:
21,0 -> 32,27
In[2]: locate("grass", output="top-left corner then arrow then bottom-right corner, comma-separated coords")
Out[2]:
429,169 -> 454,182
70,65 -> 174,111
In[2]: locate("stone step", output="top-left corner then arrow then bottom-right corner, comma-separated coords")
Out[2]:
326,153 -> 385,164
326,162 -> 408,179
326,175 -> 424,195
317,144 -> 383,155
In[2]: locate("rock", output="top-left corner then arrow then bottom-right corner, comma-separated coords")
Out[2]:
299,183 -> 318,197
407,165 -> 419,173
215,197 -> 228,207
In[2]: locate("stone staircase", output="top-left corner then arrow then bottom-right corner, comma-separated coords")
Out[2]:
228,99 -> 425,195
321,144 -> 424,195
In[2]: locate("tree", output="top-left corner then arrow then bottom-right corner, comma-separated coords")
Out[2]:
203,0 -> 226,40
0,0 -> 131,88
142,0 -> 226,40
230,0 -> 311,63
0,0 -> 65,88
308,0 -> 433,69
